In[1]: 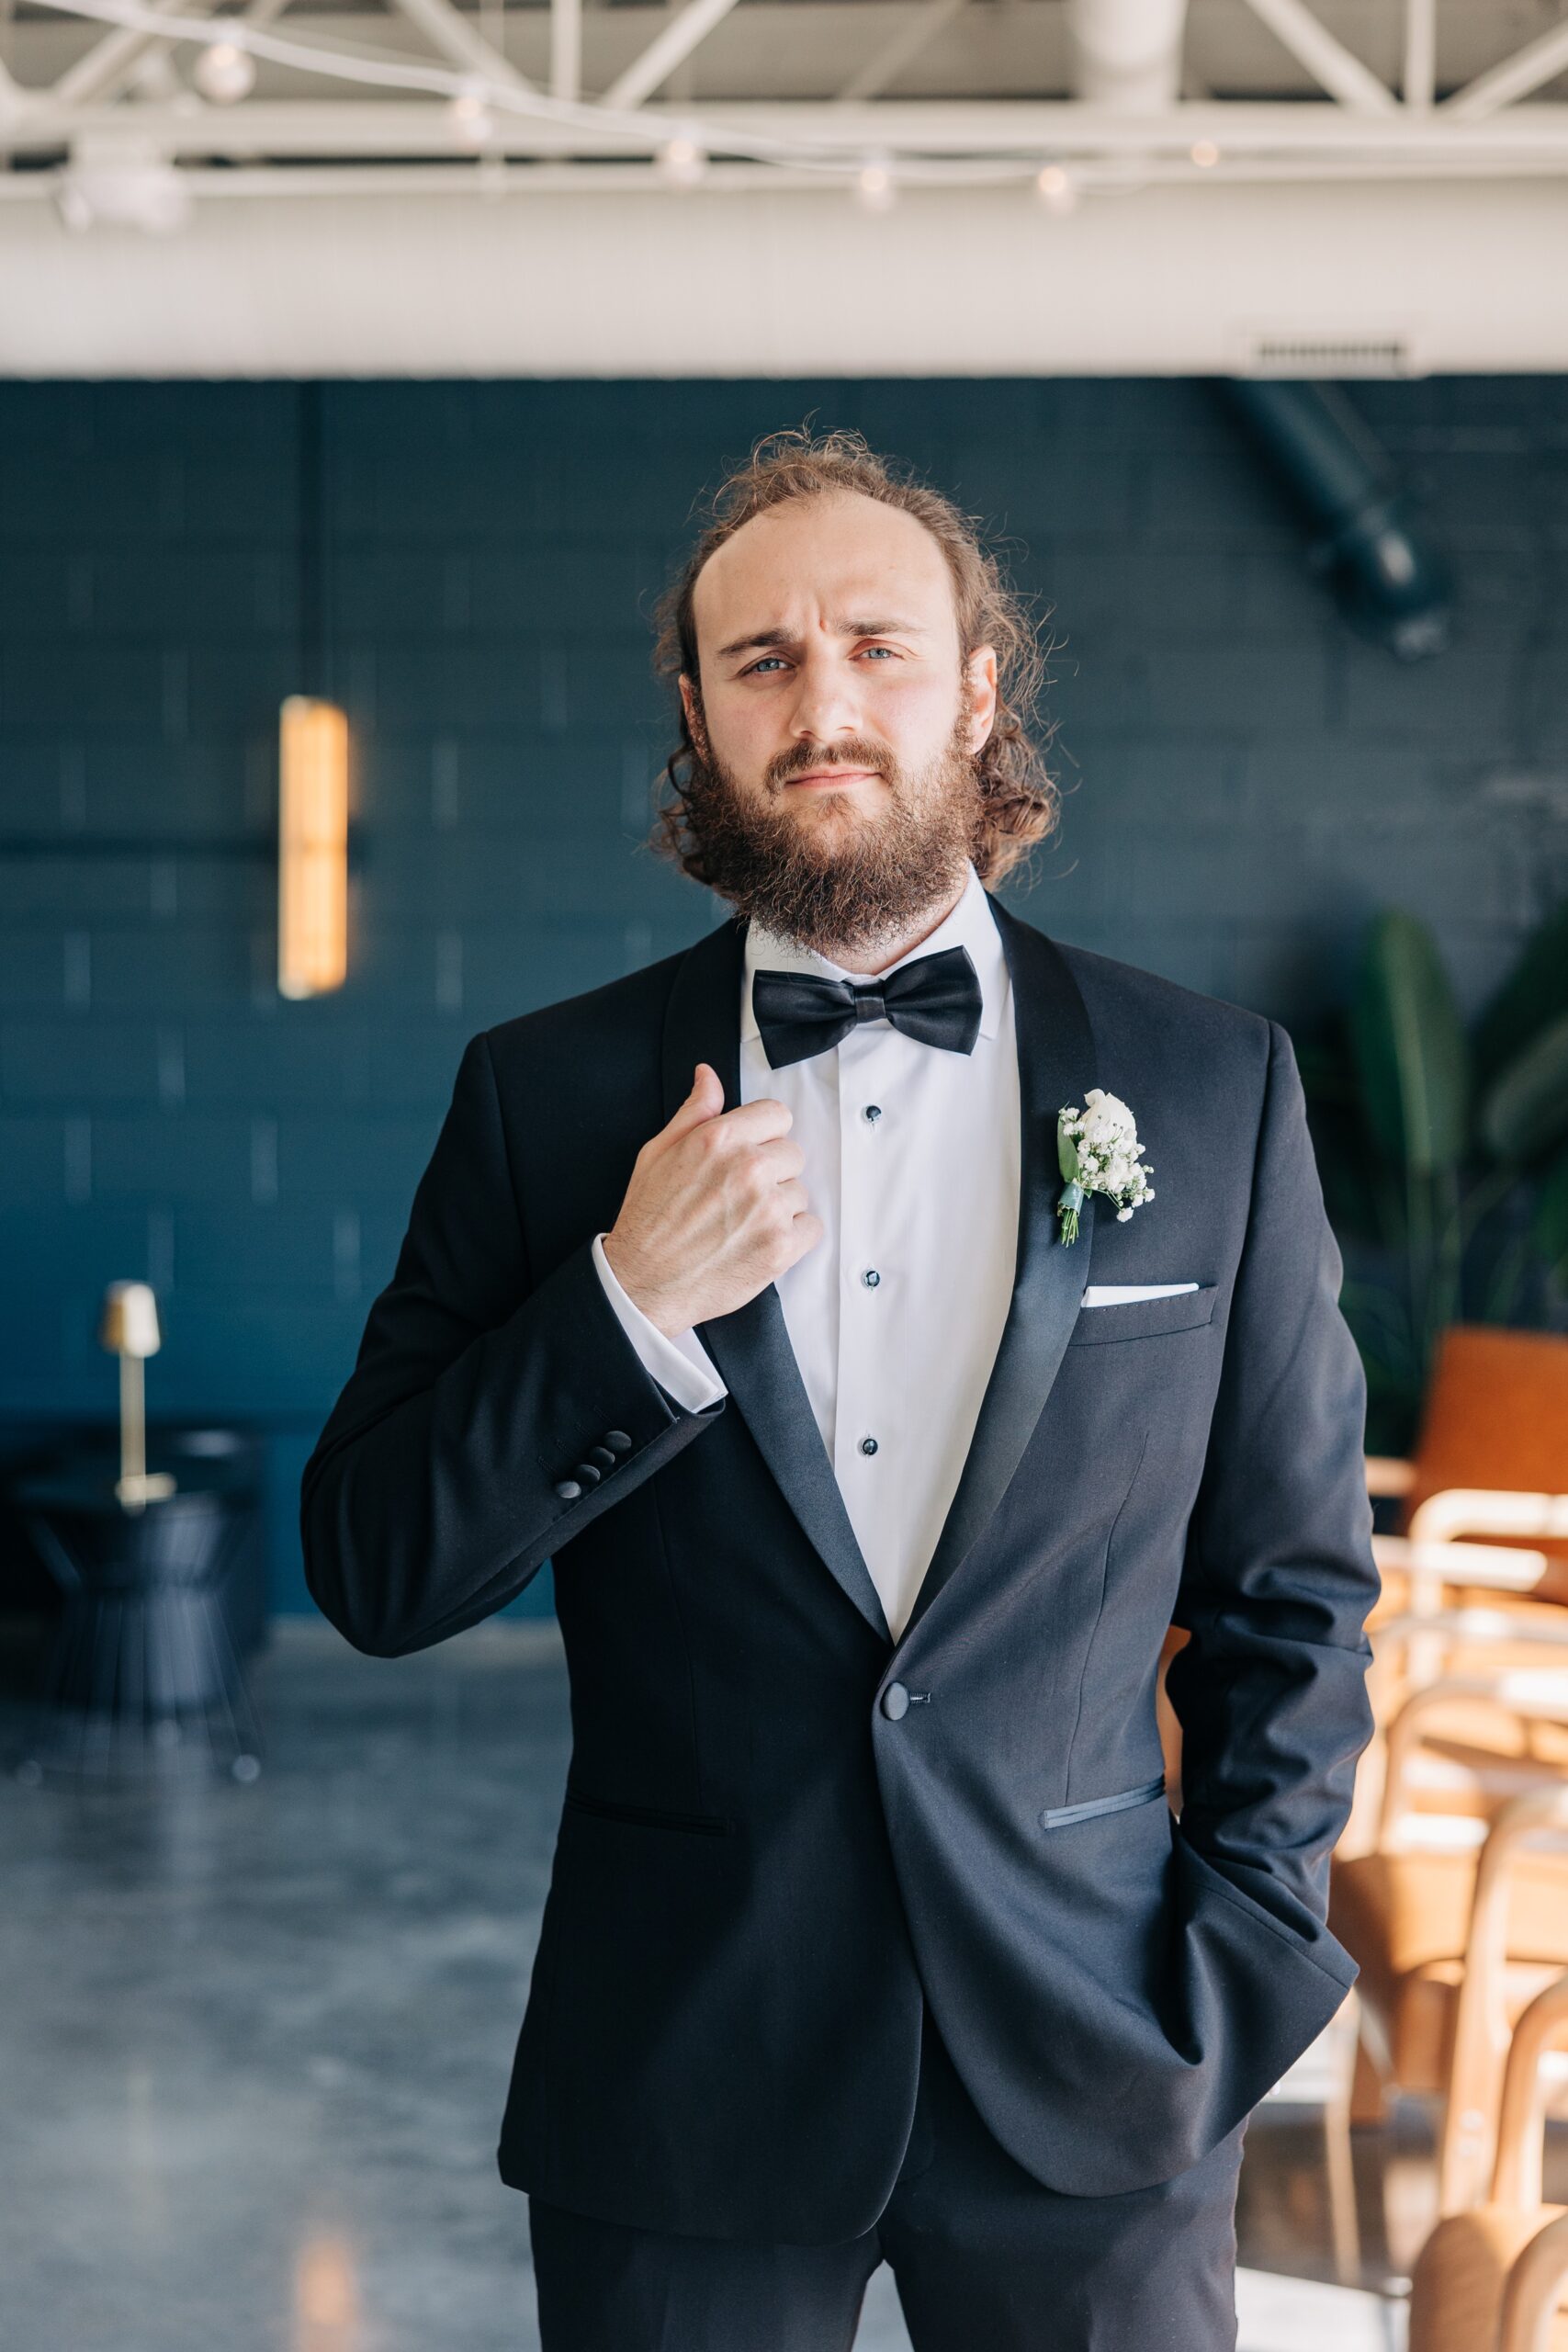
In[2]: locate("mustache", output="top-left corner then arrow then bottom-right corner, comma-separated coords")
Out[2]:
767,741 -> 891,788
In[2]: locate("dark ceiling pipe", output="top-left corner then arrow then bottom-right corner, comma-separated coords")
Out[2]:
1216,379 -> 1451,662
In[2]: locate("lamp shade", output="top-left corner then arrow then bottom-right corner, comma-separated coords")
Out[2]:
278,694 -> 349,999
99,1280 -> 162,1358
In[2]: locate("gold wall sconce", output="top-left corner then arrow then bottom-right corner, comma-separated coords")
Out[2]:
277,694 -> 349,1000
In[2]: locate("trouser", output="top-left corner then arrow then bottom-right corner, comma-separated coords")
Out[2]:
528,2005 -> 1248,2351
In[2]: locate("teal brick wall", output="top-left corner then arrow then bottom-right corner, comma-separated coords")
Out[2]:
3,375 -> 1563,1614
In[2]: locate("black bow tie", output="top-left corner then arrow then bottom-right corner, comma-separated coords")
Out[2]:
751,945 -> 983,1070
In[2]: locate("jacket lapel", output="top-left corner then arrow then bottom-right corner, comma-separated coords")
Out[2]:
660,914 -> 893,1643
897,899 -> 1099,1644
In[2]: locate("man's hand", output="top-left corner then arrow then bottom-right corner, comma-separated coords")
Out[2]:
603,1064 -> 823,1336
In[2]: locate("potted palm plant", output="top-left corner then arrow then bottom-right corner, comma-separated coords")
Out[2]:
1295,900 -> 1568,1456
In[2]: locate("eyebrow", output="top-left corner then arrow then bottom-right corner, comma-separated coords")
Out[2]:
715,618 -> 928,660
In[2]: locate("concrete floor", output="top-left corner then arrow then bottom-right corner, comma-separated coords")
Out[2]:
0,1620 -> 1436,2351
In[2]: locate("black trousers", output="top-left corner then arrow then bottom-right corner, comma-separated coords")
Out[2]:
528,2007 -> 1247,2351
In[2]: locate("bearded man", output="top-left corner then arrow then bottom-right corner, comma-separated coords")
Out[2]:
301,429 -> 1380,2351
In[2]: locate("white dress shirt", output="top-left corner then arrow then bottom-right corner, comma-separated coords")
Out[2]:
592,860 -> 1021,1641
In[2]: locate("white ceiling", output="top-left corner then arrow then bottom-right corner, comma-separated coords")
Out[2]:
3,0 -> 1567,375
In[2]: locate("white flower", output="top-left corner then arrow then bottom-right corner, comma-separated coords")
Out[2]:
1055,1088 -> 1157,1245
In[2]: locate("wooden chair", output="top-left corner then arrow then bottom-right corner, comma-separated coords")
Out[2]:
1340,1507 -> 1568,1863
1368,1324 -> 1568,1619
1409,1970 -> 1568,2350
1327,1686 -> 1568,2212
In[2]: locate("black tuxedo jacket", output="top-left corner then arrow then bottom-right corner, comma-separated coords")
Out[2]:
300,892 -> 1380,2240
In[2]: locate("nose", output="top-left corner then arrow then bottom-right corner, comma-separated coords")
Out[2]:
786,647 -> 863,746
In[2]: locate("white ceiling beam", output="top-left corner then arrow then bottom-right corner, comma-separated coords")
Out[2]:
81,0 -> 292,113
1402,0 -> 1434,111
1066,0 -> 1189,111
835,0 -> 965,107
1235,0 -> 1396,114
387,0 -> 535,92
599,0 -> 741,112
1443,17 -> 1568,122
51,0 -> 190,106
14,95 -> 1568,160
2,177 -> 1566,379
550,0 -> 581,104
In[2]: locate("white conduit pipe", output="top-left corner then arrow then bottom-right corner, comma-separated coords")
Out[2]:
1066,0 -> 1190,114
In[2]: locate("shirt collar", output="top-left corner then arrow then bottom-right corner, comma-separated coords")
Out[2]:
740,861 -> 1006,1047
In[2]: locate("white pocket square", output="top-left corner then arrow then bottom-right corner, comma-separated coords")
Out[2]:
1080,1283 -> 1199,1307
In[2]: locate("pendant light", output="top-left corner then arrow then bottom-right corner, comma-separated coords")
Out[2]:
278,380 -> 349,998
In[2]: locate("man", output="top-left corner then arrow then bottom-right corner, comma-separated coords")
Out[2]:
300,428 -> 1380,2350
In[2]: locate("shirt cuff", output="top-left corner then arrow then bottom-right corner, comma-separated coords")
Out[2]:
591,1231 -> 729,1416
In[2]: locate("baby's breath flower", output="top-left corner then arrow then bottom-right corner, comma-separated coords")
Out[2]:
1055,1091 -> 1156,1245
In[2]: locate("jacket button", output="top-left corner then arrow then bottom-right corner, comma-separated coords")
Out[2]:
604,1430 -> 632,1453
555,1479 -> 582,1501
881,1681 -> 909,1722
584,1445 -> 616,1472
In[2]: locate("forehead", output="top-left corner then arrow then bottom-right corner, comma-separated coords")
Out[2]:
690,490 -> 957,649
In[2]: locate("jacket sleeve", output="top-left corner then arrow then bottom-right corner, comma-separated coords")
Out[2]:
1165,1017 -> 1380,1939
299,1029 -> 727,1657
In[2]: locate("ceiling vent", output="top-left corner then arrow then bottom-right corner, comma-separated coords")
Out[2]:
1237,333 -> 1420,379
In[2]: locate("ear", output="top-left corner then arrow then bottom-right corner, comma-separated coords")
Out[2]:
679,673 -> 708,756
964,645 -> 998,754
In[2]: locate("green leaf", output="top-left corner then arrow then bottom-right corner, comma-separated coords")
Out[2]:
1473,899 -> 1568,1083
1531,1139 -> 1568,1279
1348,910 -> 1471,1172
1478,1010 -> 1568,1165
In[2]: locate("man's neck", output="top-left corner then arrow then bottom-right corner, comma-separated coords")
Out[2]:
815,876 -> 971,977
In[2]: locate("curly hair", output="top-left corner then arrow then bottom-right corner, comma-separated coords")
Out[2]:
649,427 -> 1061,890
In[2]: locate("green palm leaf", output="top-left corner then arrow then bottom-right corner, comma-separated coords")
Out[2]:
1474,901 -> 1568,1083
1480,1011 -> 1568,1165
1348,910 -> 1470,1172
1535,1143 -> 1568,1283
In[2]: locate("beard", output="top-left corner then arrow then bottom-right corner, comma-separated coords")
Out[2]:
677,709 -> 983,962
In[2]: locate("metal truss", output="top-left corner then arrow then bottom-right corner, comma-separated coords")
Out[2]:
3,0 -> 1568,218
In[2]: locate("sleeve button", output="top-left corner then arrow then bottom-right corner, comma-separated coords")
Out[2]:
573,1463 -> 603,1487
584,1445 -> 616,1472
555,1479 -> 583,1501
604,1430 -> 632,1453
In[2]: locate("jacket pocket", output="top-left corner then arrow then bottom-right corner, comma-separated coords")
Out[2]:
1041,1773 -> 1168,1829
1066,1284 -> 1218,1346
562,1784 -> 733,1837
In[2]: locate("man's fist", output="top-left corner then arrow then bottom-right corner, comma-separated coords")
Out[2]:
602,1064 -> 823,1336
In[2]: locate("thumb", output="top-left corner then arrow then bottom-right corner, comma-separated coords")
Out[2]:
650,1061 -> 725,1151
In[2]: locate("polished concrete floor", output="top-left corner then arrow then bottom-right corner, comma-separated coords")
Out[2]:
0,1619 -> 1442,2351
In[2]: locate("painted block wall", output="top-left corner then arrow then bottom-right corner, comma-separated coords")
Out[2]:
2,375 -> 1565,1616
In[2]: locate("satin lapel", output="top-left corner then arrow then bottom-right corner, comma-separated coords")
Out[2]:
660,916 -> 892,1644
897,900 -> 1099,1645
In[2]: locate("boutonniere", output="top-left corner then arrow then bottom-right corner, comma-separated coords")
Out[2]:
1055,1089 -> 1156,1245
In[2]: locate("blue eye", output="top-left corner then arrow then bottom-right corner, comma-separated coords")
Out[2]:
747,657 -> 787,675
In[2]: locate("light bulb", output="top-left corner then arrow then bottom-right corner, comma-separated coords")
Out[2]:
1190,140 -> 1220,167
194,39 -> 255,102
656,134 -> 706,187
448,87 -> 494,147
1035,163 -> 1077,214
855,159 -> 896,212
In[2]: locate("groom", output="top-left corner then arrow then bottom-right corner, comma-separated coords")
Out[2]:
300,429 -> 1380,2349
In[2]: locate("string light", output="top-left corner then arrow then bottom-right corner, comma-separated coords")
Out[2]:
1035,162 -> 1078,214
656,132 -> 706,187
447,85 -> 495,146
1190,139 -> 1221,167
855,157 -> 896,211
192,38 -> 255,102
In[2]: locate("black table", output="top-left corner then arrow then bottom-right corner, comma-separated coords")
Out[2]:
11,1459 -> 265,1783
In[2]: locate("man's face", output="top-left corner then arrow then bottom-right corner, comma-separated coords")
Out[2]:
677,491 -> 998,958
